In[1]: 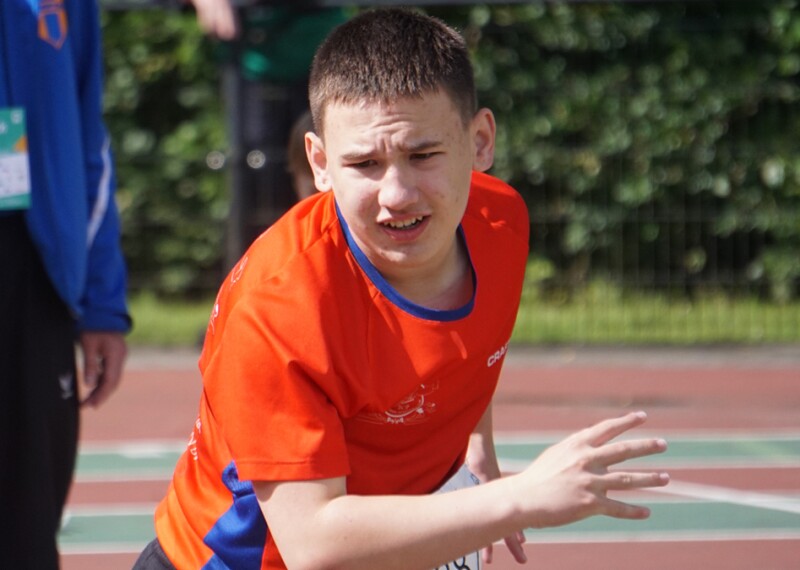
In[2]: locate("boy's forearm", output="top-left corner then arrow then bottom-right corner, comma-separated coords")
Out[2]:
257,412 -> 669,570
467,401 -> 500,481
258,475 -> 524,570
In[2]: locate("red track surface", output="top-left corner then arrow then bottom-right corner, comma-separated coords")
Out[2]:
63,345 -> 800,569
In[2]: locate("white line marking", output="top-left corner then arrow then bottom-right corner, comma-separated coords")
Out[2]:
494,430 -> 800,444
500,458 -> 800,473
73,472 -> 173,484
653,480 -> 800,515
498,530 -> 800,545
78,440 -> 187,455
64,504 -> 159,517
59,543 -> 149,555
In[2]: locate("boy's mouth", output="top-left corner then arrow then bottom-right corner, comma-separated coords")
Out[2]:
382,216 -> 425,230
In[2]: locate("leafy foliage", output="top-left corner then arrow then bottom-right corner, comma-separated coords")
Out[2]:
102,9 -> 228,295
104,3 -> 800,302
432,1 -> 800,301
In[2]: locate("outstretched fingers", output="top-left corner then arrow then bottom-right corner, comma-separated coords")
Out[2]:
599,496 -> 654,520
593,436 -> 668,468
517,411 -> 671,529
595,470 -> 670,520
602,470 -> 670,492
582,411 -> 650,448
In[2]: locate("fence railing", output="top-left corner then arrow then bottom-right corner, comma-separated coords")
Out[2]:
104,2 -> 800,344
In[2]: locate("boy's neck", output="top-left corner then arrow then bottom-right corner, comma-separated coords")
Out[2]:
387,238 -> 473,311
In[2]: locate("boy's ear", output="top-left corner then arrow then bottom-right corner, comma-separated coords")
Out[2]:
471,108 -> 496,173
306,132 -> 332,192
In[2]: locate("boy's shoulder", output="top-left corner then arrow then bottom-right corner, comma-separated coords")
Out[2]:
211,192 -> 351,319
466,171 -> 529,238
244,192 -> 343,274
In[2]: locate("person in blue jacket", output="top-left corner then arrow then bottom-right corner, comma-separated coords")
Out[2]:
0,1 -> 131,567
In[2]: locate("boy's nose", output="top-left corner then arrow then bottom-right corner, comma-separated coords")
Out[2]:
377,167 -> 418,210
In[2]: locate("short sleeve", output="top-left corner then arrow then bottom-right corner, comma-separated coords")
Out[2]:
201,285 -> 351,483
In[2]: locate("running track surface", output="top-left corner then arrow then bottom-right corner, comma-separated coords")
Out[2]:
61,345 -> 800,569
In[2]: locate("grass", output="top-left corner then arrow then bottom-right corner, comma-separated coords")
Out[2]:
513,281 -> 800,344
127,292 -> 214,347
127,283 -> 800,347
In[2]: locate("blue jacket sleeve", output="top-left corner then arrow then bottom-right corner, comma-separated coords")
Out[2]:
75,0 -> 131,333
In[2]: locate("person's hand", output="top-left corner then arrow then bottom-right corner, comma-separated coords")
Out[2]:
79,331 -> 127,408
484,528 -> 525,566
514,411 -> 669,529
186,0 -> 239,40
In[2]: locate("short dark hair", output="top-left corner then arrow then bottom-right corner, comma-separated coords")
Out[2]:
308,8 -> 477,135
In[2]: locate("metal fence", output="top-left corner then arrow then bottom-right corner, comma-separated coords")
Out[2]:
491,3 -> 800,344
106,2 -> 800,344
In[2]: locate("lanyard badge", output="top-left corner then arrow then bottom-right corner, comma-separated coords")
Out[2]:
0,107 -> 31,210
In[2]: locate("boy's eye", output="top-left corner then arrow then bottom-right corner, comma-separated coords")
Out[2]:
350,160 -> 376,169
411,152 -> 439,161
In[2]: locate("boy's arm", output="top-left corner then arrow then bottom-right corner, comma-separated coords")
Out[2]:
467,402 -> 527,564
466,401 -> 499,482
254,411 -> 669,570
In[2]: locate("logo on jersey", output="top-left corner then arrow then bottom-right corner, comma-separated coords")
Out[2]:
58,372 -> 74,400
207,300 -> 220,338
487,342 -> 508,367
357,382 -> 440,425
188,417 -> 202,461
230,255 -> 248,285
38,0 -> 69,50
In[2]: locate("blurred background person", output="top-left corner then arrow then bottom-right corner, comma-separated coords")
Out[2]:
286,110 -> 317,201
184,0 -> 348,263
185,0 -> 239,40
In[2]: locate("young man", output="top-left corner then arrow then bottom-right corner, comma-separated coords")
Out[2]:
136,8 -> 668,569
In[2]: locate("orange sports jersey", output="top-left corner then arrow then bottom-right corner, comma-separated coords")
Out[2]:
154,171 -> 530,569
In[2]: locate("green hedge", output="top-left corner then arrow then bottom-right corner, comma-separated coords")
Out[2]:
102,9 -> 227,295
104,2 -> 800,301
433,1 -> 800,301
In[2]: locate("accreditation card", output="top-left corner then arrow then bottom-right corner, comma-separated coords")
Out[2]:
0,108 -> 32,210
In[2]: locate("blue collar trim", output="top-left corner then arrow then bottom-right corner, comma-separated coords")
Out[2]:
335,202 -> 475,322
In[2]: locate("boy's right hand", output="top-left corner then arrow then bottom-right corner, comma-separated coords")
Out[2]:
513,411 -> 669,529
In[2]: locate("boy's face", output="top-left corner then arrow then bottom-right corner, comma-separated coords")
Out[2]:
306,90 -> 495,285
